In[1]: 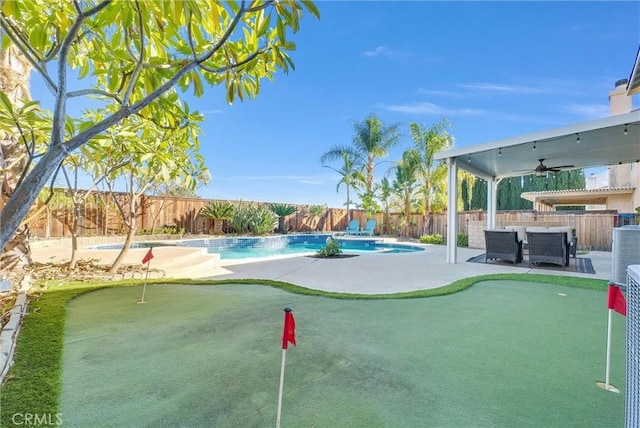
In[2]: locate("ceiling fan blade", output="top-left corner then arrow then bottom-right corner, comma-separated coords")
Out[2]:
548,164 -> 575,171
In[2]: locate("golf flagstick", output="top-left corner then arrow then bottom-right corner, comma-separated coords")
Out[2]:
276,307 -> 296,428
604,307 -> 617,392
138,247 -> 154,303
598,283 -> 626,393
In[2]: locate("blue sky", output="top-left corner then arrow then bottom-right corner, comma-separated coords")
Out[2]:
189,1 -> 639,208
37,1 -> 640,208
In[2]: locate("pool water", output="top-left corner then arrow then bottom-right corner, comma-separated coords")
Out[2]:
176,235 -> 425,260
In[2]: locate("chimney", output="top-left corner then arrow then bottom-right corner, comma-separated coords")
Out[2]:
609,78 -> 632,115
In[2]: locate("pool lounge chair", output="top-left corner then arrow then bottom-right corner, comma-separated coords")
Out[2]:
358,219 -> 376,236
345,219 -> 361,236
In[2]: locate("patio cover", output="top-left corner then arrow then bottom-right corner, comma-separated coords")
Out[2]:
521,186 -> 635,210
434,109 -> 640,263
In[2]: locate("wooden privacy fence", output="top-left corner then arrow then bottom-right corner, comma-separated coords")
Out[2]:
22,191 -> 634,251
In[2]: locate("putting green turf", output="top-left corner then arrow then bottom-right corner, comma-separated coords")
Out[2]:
58,281 -> 626,427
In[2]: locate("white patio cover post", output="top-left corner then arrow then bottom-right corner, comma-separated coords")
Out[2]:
446,157 -> 458,264
487,178 -> 498,230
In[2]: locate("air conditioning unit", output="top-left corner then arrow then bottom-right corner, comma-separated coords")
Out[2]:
611,225 -> 640,286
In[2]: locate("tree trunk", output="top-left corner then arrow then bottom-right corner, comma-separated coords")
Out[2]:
109,186 -> 138,273
0,45 -> 33,270
68,201 -> 80,269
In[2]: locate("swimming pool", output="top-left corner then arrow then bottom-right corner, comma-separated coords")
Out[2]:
90,235 -> 425,260
176,234 -> 425,260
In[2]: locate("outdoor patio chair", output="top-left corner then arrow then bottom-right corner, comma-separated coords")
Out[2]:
345,219 -> 361,236
358,219 -> 376,236
484,230 -> 523,264
527,231 -> 569,269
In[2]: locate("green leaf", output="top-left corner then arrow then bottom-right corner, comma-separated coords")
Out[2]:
256,10 -> 270,37
276,19 -> 286,42
301,0 -> 320,18
281,41 -> 296,51
0,92 -> 15,114
192,72 -> 204,97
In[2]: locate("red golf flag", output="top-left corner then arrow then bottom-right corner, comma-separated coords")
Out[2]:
607,284 -> 627,316
142,248 -> 154,264
282,309 -> 296,350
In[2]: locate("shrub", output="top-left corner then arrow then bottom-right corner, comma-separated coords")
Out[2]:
199,201 -> 235,234
419,234 -> 444,245
268,203 -> 297,233
308,205 -> 325,217
316,238 -> 342,257
231,202 -> 277,235
457,233 -> 469,247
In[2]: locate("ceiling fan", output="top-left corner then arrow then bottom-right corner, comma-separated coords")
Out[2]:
515,159 -> 575,176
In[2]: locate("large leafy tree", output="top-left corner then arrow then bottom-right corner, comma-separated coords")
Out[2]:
0,0 -> 319,254
409,120 -> 453,234
83,111 -> 207,273
321,114 -> 400,209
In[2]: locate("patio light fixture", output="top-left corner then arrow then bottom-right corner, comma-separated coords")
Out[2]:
576,133 -> 580,143
624,124 -> 628,135
498,147 -> 502,157
533,141 -> 536,151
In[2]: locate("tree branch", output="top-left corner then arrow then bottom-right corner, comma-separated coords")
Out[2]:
122,0 -> 145,106
245,1 -> 274,13
51,0 -> 113,148
66,88 -> 122,103
198,47 -> 267,74
196,1 -> 247,65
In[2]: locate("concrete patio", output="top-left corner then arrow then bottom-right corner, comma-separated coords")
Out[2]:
30,239 -> 613,294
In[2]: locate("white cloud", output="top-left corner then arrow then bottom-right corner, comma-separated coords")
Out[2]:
458,82 -> 543,94
200,109 -> 224,115
560,102 -> 609,119
362,46 -> 388,57
362,46 -> 412,61
418,88 -> 465,98
379,102 -> 487,116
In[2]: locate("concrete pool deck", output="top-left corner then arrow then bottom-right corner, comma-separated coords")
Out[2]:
30,238 -> 613,294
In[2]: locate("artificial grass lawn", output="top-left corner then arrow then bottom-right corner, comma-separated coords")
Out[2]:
54,281 -> 625,427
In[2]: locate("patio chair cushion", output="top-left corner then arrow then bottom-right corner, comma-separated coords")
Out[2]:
504,225 -> 526,243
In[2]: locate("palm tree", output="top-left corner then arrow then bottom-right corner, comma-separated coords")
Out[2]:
391,150 -> 421,237
322,150 -> 364,222
409,120 -> 454,235
321,114 -> 401,198
374,177 -> 393,234
268,203 -> 297,234
199,201 -> 234,234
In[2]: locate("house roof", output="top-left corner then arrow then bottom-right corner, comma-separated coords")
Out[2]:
520,186 -> 636,207
628,45 -> 640,96
434,110 -> 640,181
